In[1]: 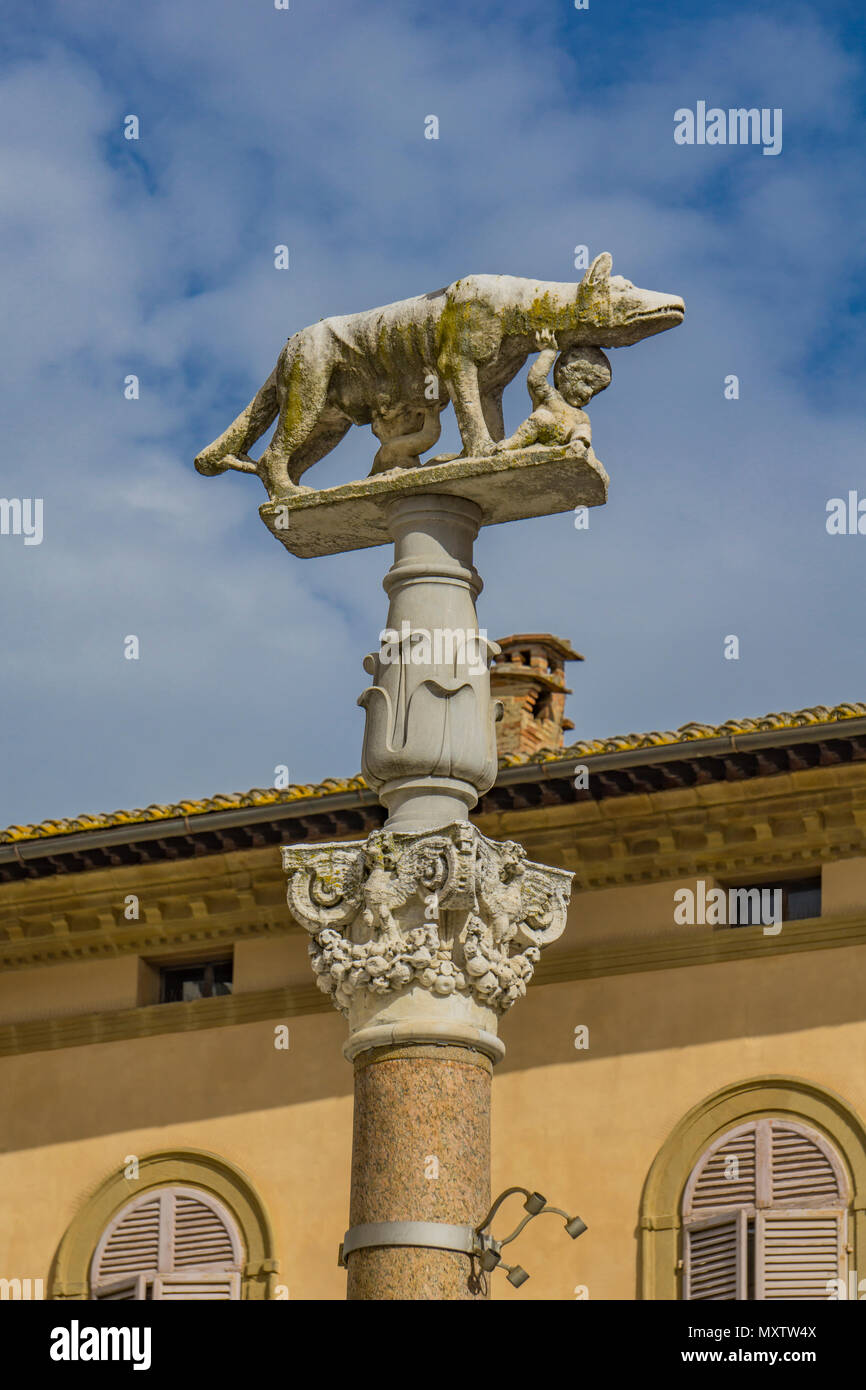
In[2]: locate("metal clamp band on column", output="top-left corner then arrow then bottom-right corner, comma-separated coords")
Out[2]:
338,1220 -> 496,1268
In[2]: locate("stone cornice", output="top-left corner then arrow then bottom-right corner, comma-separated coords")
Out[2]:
3,909 -> 866,1058
0,850 -> 299,971
480,761 -> 866,890
0,904 -> 295,973
3,763 -> 866,970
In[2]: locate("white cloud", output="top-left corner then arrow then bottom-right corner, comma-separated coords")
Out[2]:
0,3 -> 863,826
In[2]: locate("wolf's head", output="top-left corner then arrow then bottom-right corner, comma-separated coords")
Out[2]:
574,253 -> 684,347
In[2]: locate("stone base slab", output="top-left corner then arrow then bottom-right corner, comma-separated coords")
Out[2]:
260,443 -> 609,557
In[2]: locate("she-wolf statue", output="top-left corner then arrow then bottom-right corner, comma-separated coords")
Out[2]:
194,253 -> 684,499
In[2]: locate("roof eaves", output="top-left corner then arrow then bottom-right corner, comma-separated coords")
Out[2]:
2,702 -> 864,852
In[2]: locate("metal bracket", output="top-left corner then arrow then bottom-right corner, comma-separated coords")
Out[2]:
338,1220 -> 498,1268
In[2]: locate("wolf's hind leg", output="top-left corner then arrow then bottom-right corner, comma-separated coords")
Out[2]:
258,343 -> 331,494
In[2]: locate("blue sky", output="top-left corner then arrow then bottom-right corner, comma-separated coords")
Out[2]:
1,0 -> 865,828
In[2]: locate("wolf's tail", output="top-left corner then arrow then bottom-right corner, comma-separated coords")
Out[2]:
194,368 -> 279,474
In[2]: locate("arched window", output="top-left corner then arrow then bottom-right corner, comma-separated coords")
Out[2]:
90,1184 -> 244,1301
51,1150 -> 277,1301
90,1186 -> 244,1300
682,1119 -> 848,1300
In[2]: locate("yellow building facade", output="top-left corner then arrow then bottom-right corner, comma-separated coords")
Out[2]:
2,680 -> 866,1301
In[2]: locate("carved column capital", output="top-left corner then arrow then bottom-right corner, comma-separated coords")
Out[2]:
283,822 -> 572,1061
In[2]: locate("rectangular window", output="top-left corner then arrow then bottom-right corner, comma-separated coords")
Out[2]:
720,875 -> 820,928
159,959 -> 233,1004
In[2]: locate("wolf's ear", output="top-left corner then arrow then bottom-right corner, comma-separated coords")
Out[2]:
582,252 -> 612,286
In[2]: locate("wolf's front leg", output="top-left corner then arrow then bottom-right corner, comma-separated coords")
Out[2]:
440,358 -> 496,457
480,389 -> 506,443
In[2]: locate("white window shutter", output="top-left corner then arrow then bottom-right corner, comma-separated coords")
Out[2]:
95,1274 -> 148,1301
684,1211 -> 747,1300
683,1117 -> 849,1301
686,1123 -> 758,1213
93,1196 -> 162,1287
152,1273 -> 241,1301
769,1123 -> 844,1206
91,1186 -> 243,1300
755,1211 -> 845,1300
172,1192 -> 238,1269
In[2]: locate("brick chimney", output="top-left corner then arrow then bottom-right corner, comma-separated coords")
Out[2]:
491,634 -> 583,757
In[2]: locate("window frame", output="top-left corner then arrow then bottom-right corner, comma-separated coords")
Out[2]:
638,1078 -> 866,1301
50,1149 -> 278,1301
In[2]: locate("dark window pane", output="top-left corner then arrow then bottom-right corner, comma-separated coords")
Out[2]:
726,888 -> 769,927
722,876 -> 820,929
785,879 -> 822,921
206,961 -> 234,997
160,960 -> 233,1004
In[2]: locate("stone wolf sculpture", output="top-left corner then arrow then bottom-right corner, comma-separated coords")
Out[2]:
194,253 -> 684,498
